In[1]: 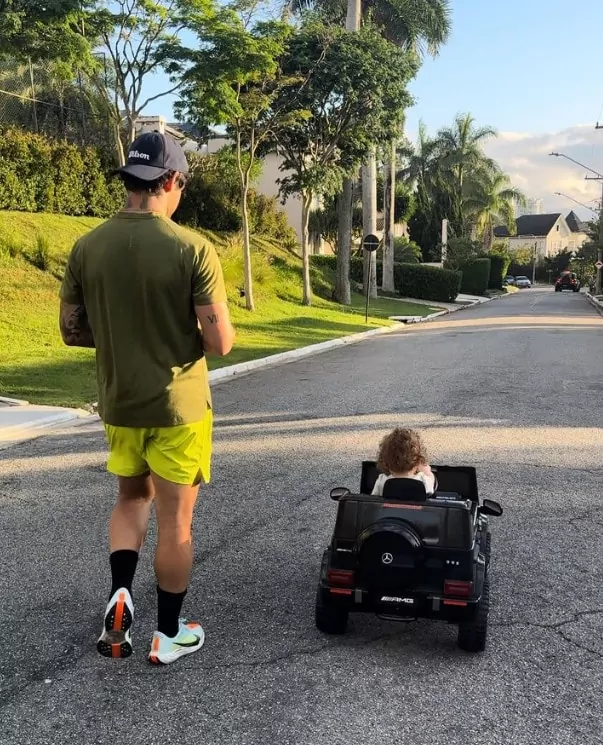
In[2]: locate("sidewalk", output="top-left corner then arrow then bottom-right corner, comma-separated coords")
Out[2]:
0,398 -> 91,450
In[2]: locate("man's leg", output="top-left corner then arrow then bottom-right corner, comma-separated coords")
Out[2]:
145,416 -> 212,664
152,473 -> 200,636
98,426 -> 153,659
108,473 -> 155,596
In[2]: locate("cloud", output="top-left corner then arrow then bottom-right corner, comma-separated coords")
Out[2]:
482,125 -> 603,220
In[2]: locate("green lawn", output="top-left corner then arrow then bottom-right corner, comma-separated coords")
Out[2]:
0,210 -> 439,408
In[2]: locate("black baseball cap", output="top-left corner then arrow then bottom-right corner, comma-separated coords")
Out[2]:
117,131 -> 190,181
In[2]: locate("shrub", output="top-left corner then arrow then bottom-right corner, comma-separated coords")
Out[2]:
29,233 -> 51,271
394,263 -> 461,303
444,237 -> 483,272
310,256 -> 461,303
487,254 -> 510,290
0,128 -> 119,217
248,192 -> 299,251
459,257 -> 491,296
0,233 -> 24,259
52,142 -> 87,215
393,237 -> 422,264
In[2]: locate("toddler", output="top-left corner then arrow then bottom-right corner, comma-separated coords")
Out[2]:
371,427 -> 436,496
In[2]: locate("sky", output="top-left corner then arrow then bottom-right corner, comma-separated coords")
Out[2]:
147,0 -> 603,220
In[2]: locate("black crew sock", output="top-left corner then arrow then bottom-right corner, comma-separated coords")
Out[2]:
109,550 -> 139,598
157,586 -> 187,638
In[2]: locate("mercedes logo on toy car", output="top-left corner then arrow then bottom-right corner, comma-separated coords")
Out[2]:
381,552 -> 394,565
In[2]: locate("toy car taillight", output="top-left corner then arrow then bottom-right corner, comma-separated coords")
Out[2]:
444,580 -> 474,597
328,569 -> 354,585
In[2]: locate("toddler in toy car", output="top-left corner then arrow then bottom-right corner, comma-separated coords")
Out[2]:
371,427 -> 436,496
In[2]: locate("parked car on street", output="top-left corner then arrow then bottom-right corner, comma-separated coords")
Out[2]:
555,271 -> 580,292
503,275 -> 516,286
515,276 -> 532,289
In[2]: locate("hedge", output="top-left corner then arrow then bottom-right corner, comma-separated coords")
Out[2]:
394,263 -> 461,303
310,255 -> 461,303
488,254 -> 511,290
459,258 -> 491,296
0,128 -> 123,217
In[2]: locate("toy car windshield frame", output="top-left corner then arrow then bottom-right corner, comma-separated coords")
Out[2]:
360,460 -> 479,503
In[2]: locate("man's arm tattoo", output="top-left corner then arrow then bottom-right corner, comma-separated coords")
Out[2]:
60,305 -> 95,348
207,314 -> 219,324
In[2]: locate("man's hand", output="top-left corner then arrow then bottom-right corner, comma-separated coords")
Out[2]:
59,301 -> 95,348
195,301 -> 235,356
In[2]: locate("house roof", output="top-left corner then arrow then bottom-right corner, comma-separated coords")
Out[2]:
495,213 -> 562,238
515,213 -> 561,237
565,210 -> 587,233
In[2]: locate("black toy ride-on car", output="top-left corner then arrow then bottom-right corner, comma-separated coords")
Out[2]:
315,462 -> 503,653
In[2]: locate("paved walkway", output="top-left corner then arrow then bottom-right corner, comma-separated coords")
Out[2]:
0,399 -> 90,450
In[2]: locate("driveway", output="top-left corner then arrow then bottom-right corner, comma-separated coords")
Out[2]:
1,286 -> 602,745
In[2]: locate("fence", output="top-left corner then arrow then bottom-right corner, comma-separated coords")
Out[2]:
0,56 -> 113,150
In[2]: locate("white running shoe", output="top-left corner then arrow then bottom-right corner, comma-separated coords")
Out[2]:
148,620 -> 205,665
97,587 -> 134,659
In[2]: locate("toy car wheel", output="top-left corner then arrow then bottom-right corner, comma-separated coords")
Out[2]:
457,577 -> 490,653
484,532 -> 492,567
315,588 -> 348,635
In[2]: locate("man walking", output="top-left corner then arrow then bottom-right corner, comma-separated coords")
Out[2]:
59,131 -> 235,665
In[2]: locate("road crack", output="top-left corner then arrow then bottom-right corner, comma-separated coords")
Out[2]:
493,608 -> 603,659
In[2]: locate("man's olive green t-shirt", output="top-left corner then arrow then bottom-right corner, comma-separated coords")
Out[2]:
59,212 -> 227,428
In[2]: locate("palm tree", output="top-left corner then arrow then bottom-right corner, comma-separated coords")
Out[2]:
291,0 -> 451,300
436,113 -> 497,236
365,0 -> 451,294
464,167 -> 526,251
399,122 -> 452,256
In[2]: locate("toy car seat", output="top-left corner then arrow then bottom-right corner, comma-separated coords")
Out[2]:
381,478 -> 429,502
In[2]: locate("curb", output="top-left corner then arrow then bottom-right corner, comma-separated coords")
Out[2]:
209,293 -> 501,383
584,291 -> 603,317
208,321 -> 405,385
0,395 -> 30,406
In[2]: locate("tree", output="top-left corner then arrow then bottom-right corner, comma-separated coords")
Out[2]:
436,113 -> 497,236
293,1 -> 451,295
85,0 -> 197,164
0,0 -> 90,63
402,122 -> 452,257
464,166 -> 525,251
271,21 -> 413,305
176,4 -> 304,310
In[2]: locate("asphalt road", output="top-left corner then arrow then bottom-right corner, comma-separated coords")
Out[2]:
1,287 -> 602,745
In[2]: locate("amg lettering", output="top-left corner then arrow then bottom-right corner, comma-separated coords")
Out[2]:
381,596 -> 414,604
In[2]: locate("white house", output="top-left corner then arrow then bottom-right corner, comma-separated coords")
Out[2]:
494,212 -> 589,257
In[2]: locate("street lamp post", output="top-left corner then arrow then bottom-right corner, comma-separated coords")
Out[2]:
550,152 -> 603,295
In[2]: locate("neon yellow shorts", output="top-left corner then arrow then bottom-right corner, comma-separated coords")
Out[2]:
104,411 -> 213,486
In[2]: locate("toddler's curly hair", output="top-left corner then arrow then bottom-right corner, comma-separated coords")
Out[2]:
377,427 -> 428,475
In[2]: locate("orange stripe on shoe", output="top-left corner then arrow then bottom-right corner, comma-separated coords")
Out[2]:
111,644 -> 121,658
150,638 -> 161,665
113,592 -> 125,631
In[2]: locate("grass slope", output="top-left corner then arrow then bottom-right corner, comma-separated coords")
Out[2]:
0,211 -> 440,408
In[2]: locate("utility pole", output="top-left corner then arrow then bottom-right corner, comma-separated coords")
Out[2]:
593,124 -> 603,294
